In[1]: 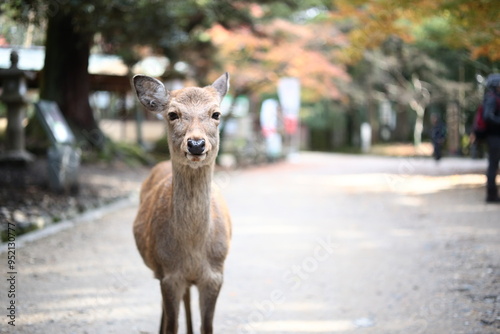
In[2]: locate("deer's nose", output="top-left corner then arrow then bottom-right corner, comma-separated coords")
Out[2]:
187,139 -> 206,155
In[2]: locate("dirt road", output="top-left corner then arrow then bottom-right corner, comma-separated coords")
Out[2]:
1,153 -> 499,333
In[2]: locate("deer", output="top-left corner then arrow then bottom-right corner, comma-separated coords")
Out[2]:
132,73 -> 232,334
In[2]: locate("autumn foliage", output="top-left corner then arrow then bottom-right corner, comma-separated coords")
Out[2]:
330,0 -> 500,62
209,18 -> 350,102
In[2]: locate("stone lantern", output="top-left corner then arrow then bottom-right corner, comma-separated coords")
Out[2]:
0,50 -> 35,163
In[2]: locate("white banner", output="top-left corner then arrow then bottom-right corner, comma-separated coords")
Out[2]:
277,77 -> 301,117
260,99 -> 279,136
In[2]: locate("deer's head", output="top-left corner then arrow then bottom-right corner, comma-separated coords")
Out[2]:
133,73 -> 229,168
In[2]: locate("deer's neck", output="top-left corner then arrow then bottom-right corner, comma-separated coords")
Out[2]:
171,162 -> 213,237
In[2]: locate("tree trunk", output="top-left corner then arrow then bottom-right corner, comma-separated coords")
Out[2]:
410,99 -> 425,147
40,11 -> 102,146
394,103 -> 410,141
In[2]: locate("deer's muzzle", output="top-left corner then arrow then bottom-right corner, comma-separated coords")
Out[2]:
187,139 -> 206,155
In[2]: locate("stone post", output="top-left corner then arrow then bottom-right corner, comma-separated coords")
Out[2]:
0,50 -> 35,163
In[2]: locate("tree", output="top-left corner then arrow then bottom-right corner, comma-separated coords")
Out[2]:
208,17 -> 349,103
329,0 -> 500,63
206,7 -> 351,155
324,0 -> 499,150
3,1 -> 175,145
363,46 -> 435,146
1,0 -> 288,146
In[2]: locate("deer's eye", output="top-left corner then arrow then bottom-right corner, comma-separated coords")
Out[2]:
211,112 -> 221,120
167,112 -> 179,121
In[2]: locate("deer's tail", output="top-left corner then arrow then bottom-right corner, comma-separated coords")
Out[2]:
184,286 -> 193,334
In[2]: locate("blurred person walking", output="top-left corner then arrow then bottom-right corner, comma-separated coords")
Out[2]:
430,113 -> 446,161
483,74 -> 500,203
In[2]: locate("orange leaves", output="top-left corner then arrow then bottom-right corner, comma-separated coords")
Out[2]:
208,19 -> 349,102
330,0 -> 500,61
471,40 -> 500,62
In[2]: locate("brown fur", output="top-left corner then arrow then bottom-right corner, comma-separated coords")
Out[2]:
132,73 -> 231,334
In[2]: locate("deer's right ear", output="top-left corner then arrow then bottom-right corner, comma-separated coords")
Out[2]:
133,75 -> 169,113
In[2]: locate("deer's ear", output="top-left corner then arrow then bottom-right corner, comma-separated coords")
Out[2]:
133,75 -> 169,113
211,72 -> 230,102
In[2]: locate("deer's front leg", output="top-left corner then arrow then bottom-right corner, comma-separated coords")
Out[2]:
160,277 -> 186,334
198,274 -> 223,334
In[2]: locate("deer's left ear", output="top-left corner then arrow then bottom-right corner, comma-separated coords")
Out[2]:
211,72 -> 230,102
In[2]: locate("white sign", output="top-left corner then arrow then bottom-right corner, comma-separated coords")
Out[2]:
361,122 -> 372,153
260,99 -> 282,158
260,99 -> 279,134
266,132 -> 282,158
278,77 -> 301,116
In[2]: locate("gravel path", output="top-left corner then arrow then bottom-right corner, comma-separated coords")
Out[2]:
1,152 -> 499,334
